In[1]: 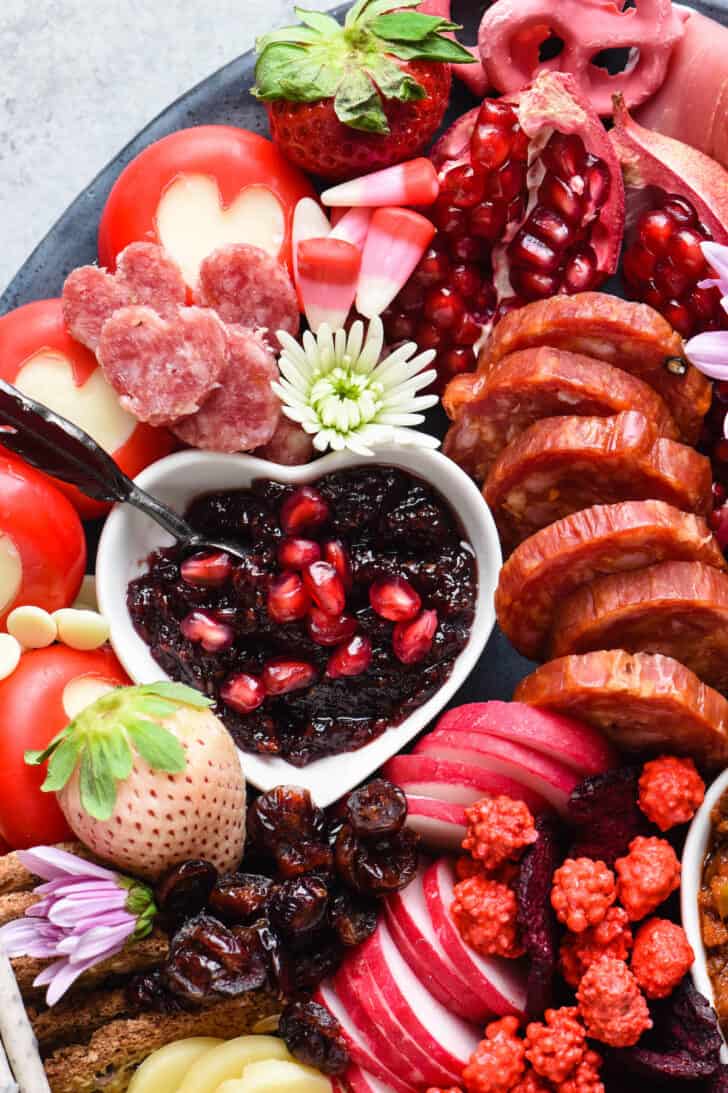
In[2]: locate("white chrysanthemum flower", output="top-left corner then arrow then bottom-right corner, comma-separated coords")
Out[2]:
273,317 -> 440,457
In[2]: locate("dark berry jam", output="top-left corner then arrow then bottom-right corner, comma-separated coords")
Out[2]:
127,467 -> 476,765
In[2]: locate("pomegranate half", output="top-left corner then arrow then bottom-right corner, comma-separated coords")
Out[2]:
381,71 -> 625,391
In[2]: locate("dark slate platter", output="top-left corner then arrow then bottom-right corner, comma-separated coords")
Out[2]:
1,0 -> 725,704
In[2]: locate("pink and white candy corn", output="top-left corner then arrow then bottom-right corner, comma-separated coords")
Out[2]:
356,208 -> 436,319
321,159 -> 440,209
292,198 -> 331,306
296,237 -> 361,333
330,207 -> 373,251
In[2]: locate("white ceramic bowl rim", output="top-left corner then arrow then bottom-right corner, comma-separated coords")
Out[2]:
95,444 -> 501,806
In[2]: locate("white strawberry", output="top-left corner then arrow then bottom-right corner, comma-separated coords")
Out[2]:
26,682 -> 246,881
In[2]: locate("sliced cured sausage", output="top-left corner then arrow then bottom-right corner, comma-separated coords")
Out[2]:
97,305 -> 227,427
444,347 -> 679,481
255,415 -> 314,465
484,411 -> 712,549
496,499 -> 726,660
62,242 -> 186,351
514,650 -> 728,768
482,293 -> 711,444
550,560 -> 728,693
172,327 -> 280,453
193,243 -> 300,338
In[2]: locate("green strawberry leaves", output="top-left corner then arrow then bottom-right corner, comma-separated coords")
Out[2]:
253,0 -> 474,134
25,681 -> 212,822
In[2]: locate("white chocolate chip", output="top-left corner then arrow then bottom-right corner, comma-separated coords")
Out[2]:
53,609 -> 110,651
72,575 -> 98,612
6,605 -> 58,649
0,634 -> 22,680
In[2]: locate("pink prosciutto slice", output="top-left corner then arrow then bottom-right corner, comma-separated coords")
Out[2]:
424,857 -> 528,1011
433,701 -> 616,776
383,755 -> 549,813
414,730 -> 580,815
314,982 -> 415,1093
402,795 -> 466,852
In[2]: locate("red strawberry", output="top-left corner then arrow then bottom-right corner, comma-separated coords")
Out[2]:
253,0 -> 474,181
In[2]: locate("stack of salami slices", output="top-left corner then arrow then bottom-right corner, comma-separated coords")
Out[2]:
444,291 -> 728,768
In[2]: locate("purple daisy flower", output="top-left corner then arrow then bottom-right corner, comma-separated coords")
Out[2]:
0,846 -> 156,1005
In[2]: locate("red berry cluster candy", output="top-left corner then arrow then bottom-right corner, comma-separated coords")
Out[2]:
551,858 -> 616,933
614,836 -> 681,921
637,755 -> 705,832
557,1050 -> 605,1093
524,1007 -> 587,1085
451,874 -> 523,959
462,1016 -> 526,1093
630,917 -> 694,999
622,195 -> 727,338
559,906 -> 633,989
576,955 -> 652,1048
511,1073 -> 551,1093
462,795 -> 538,872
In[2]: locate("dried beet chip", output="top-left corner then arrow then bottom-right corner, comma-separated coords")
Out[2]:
515,812 -> 561,1017
568,766 -> 650,866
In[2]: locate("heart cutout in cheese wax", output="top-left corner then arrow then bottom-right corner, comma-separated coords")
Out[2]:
15,350 -> 136,454
0,535 -> 22,616
63,676 -> 119,720
155,174 -> 286,287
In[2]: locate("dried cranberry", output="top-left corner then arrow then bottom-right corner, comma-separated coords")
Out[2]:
329,888 -> 379,947
291,938 -> 345,992
162,913 -> 268,1003
279,1000 -> 350,1076
345,778 -> 407,839
269,876 -> 330,937
208,873 -> 274,923
335,823 -> 419,896
155,859 -> 218,918
247,786 -> 334,878
125,969 -> 188,1014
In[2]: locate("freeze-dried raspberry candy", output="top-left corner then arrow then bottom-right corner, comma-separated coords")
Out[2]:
551,858 -> 616,933
457,854 -> 485,880
631,918 -> 694,999
559,907 -> 633,988
452,874 -> 524,959
577,955 -> 652,1047
558,1050 -> 605,1093
462,1016 -> 526,1093
525,1006 -> 587,1083
638,755 -> 705,832
615,836 -> 681,921
463,795 -> 538,872
512,1072 -> 551,1092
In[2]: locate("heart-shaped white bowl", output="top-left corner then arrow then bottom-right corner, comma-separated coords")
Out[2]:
96,444 -> 501,806
681,767 -> 728,1060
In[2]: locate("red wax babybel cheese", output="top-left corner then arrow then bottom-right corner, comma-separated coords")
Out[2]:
0,298 -> 174,517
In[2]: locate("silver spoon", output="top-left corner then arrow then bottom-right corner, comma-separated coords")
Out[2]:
0,379 -> 249,561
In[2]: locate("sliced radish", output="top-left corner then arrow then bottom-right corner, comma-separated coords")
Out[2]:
385,903 -> 468,1017
330,207 -> 374,250
403,795 -> 466,852
346,1063 -> 415,1093
388,863 -> 526,1020
321,159 -> 440,208
336,958 -> 458,1087
383,755 -> 549,813
292,198 -> 331,306
424,858 -> 529,1015
414,731 -> 579,815
434,701 -> 616,776
296,237 -> 360,332
356,208 -> 436,318
314,982 -> 415,1093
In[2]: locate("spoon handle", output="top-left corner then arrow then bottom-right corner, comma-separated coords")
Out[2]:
0,379 -> 196,542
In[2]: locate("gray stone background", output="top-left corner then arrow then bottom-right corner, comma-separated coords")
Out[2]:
0,0 -> 340,295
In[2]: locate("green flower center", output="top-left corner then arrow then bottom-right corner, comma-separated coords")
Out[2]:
308,362 -> 385,435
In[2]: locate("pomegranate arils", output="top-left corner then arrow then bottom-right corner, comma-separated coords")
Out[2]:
180,551 -> 232,588
221,672 -> 265,713
302,561 -> 346,617
538,174 -> 583,225
424,287 -> 465,329
326,634 -> 373,679
262,658 -> 317,695
323,540 -> 353,591
667,228 -> 707,275
639,210 -> 673,254
542,132 -> 587,178
471,123 -> 513,171
442,164 -> 486,208
307,608 -> 357,647
278,537 -> 321,571
180,610 -> 234,652
392,609 -> 438,665
280,486 -> 330,535
267,572 -> 310,623
370,577 -> 422,622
